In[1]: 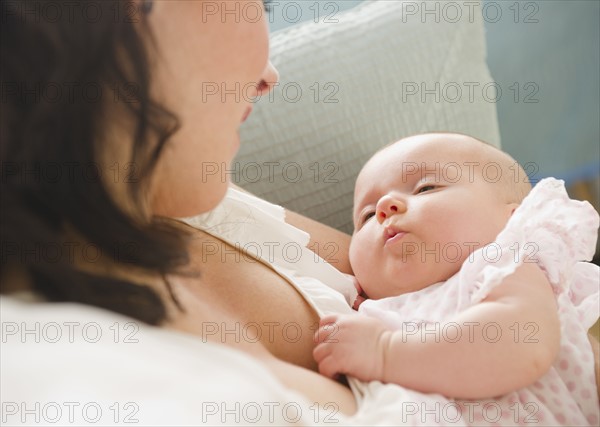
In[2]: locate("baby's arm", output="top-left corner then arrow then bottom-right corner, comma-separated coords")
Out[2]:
314,263 -> 560,399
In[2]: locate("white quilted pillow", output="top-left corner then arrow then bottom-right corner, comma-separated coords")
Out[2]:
236,0 -> 500,233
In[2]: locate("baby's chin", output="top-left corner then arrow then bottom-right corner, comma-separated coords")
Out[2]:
364,274 -> 443,300
361,282 -> 419,300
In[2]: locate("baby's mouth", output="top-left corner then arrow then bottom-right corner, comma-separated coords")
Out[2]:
384,226 -> 407,246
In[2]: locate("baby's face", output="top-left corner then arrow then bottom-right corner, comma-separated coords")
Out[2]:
349,133 -> 516,299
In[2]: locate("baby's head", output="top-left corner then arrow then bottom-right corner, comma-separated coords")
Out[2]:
349,133 -> 531,300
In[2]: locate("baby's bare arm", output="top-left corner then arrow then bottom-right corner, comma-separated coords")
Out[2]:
380,262 -> 560,399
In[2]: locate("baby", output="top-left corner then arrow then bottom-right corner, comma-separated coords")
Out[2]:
314,133 -> 600,425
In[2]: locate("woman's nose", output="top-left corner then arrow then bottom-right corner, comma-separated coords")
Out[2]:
255,61 -> 279,97
376,195 -> 407,223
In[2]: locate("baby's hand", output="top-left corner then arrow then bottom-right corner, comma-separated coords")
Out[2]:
313,314 -> 390,382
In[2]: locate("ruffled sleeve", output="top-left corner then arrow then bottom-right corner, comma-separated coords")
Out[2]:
462,178 -> 599,309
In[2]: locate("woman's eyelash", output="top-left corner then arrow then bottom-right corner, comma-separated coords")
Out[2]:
263,0 -> 274,13
141,0 -> 153,14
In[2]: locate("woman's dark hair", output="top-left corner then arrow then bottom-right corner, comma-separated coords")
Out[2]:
1,0 -> 191,324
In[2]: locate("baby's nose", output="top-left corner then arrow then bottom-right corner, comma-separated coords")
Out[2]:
376,195 -> 407,223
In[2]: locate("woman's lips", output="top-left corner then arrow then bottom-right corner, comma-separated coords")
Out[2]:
241,106 -> 253,123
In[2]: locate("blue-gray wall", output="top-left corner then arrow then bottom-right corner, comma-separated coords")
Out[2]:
484,0 -> 599,184
267,0 -> 600,185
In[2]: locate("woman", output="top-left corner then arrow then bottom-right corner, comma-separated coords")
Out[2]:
1,0 -> 357,416
2,0 -> 598,421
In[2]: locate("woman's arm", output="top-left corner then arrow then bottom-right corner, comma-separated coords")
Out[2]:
315,263 -> 561,399
284,209 -> 353,275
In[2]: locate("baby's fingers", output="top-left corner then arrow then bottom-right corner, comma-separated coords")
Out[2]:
314,322 -> 340,345
352,294 -> 366,311
312,342 -> 330,364
315,354 -> 342,380
319,314 -> 339,327
353,277 -> 364,296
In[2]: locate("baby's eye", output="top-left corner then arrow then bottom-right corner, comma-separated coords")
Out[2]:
361,211 -> 376,224
416,185 -> 437,194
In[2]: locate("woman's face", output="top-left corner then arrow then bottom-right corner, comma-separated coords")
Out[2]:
146,0 -> 278,217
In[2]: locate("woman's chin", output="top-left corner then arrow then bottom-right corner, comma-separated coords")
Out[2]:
151,181 -> 230,219
232,131 -> 241,155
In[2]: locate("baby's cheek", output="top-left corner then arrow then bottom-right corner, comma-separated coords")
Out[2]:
349,244 -> 368,286
348,232 -> 361,256
349,260 -> 377,300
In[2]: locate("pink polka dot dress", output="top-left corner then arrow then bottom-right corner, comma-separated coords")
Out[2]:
359,178 -> 600,426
